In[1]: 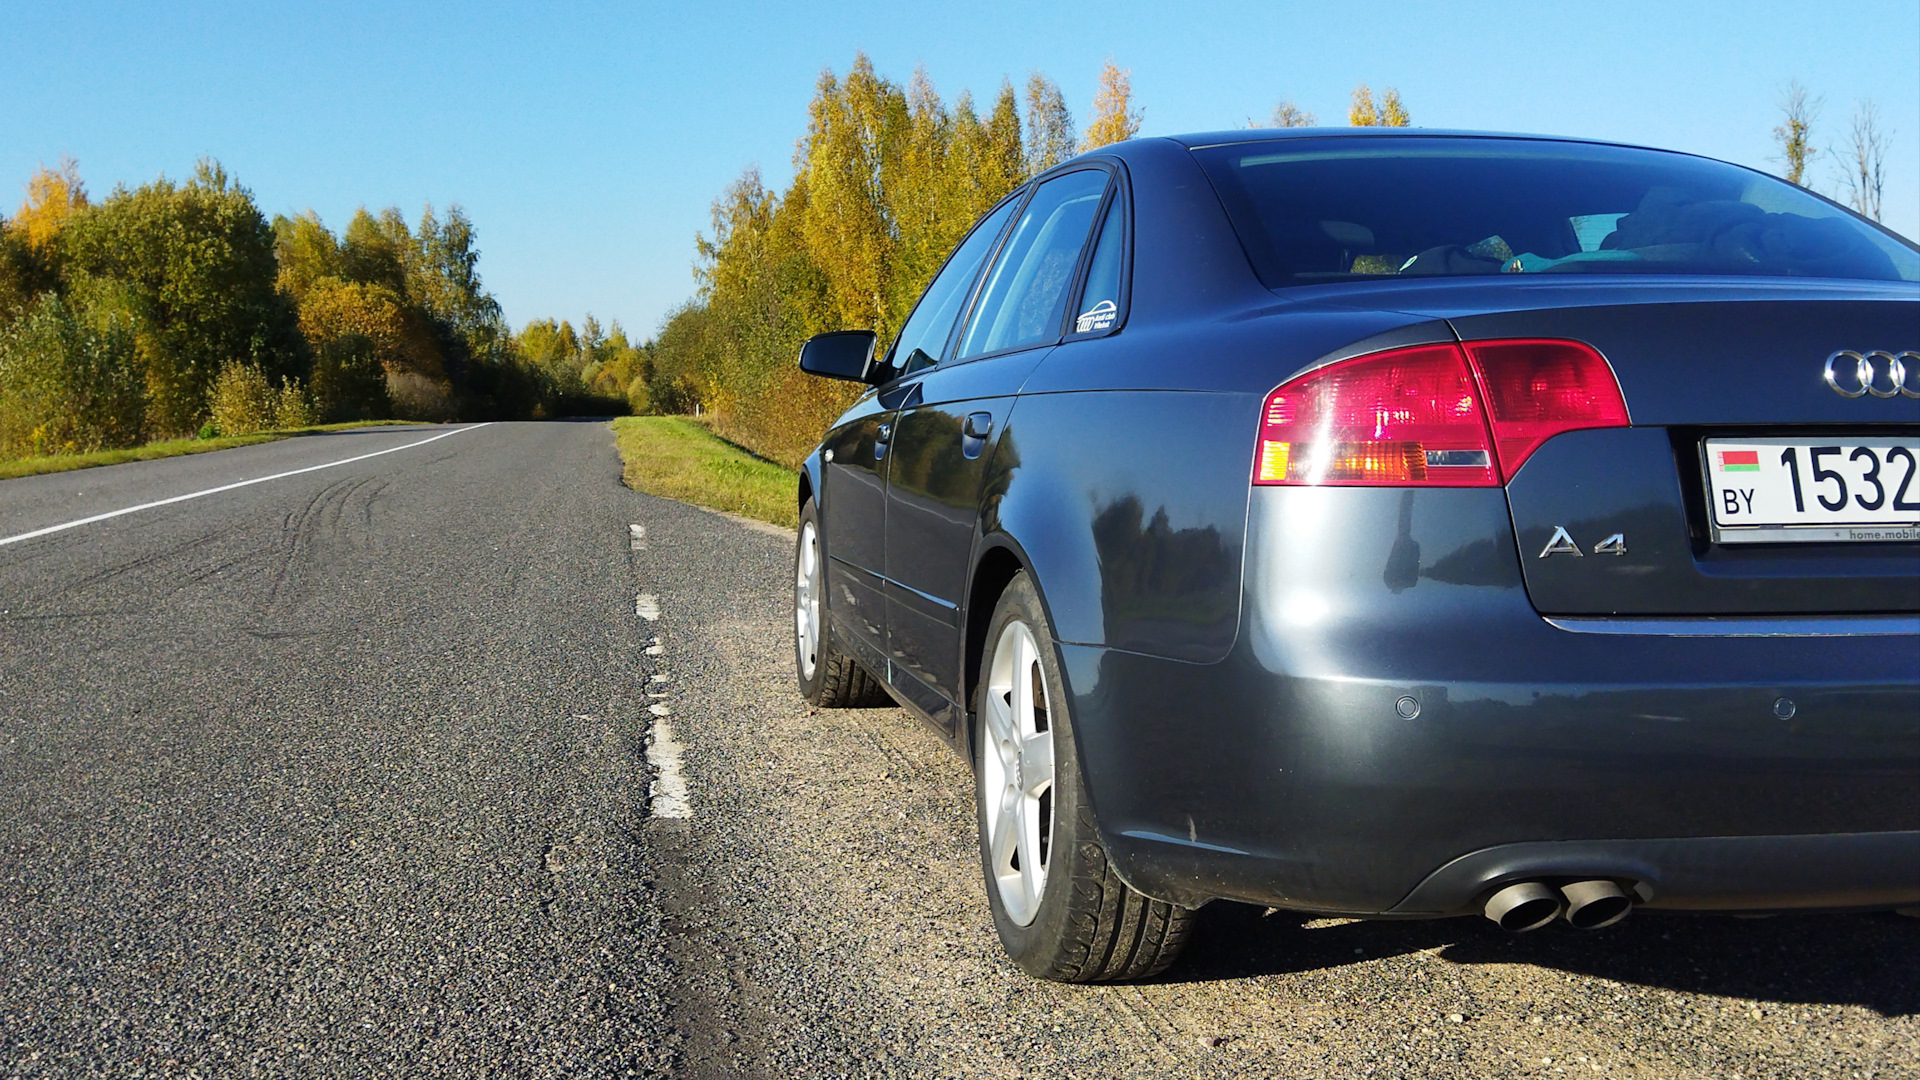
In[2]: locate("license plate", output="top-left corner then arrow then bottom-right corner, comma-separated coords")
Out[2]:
1704,437 -> 1920,544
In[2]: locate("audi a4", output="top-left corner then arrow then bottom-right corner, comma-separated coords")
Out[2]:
788,129 -> 1920,982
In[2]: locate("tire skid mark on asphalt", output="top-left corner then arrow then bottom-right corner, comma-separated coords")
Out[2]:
0,422 -> 489,548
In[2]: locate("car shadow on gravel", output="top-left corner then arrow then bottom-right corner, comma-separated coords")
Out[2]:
1169,901 -> 1920,1016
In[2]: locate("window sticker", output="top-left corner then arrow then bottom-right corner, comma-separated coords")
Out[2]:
1075,299 -> 1118,333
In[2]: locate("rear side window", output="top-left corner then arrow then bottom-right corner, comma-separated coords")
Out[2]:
889,196 -> 1021,374
1070,194 -> 1126,335
1192,136 -> 1919,287
956,169 -> 1109,360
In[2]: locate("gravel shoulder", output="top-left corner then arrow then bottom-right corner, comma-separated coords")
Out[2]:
629,485 -> 1920,1080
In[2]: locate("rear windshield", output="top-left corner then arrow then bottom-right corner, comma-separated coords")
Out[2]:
1191,136 -> 1919,288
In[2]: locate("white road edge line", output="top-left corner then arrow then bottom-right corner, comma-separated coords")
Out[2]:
0,424 -> 491,548
645,715 -> 692,819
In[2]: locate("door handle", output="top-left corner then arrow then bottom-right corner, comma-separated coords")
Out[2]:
876,422 -> 892,442
963,412 -> 993,440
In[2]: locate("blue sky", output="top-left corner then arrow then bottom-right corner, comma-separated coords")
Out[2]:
5,1 -> 1916,337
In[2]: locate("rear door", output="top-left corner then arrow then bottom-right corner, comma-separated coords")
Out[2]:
884,168 -> 1115,725
1469,297 -> 1920,614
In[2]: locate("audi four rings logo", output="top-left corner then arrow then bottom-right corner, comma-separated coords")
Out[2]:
1823,350 -> 1920,398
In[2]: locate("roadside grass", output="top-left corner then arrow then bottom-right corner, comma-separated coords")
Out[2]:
610,416 -> 798,529
0,421 -> 432,481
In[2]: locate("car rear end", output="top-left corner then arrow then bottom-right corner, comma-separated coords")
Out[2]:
1085,134 -> 1920,927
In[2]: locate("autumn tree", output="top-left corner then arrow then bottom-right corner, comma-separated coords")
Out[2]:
1024,73 -> 1077,175
1081,59 -> 1142,149
58,160 -> 304,435
801,54 -> 908,339
644,55 -> 1052,464
12,157 -> 88,255
980,81 -> 1026,193
1771,80 -> 1820,187
1349,84 -> 1409,127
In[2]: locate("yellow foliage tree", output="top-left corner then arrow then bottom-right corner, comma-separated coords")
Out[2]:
800,53 -> 909,340
13,157 -> 88,253
1350,84 -> 1410,127
1348,83 -> 1378,126
1082,60 -> 1143,150
1379,88 -> 1410,127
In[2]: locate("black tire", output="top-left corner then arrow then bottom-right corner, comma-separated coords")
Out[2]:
794,500 -> 890,707
973,572 -> 1194,982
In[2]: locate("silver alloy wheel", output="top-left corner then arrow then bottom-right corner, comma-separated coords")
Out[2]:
795,521 -> 821,680
983,619 -> 1056,926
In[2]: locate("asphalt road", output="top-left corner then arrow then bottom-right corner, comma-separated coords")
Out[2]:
2,421 -> 1916,1079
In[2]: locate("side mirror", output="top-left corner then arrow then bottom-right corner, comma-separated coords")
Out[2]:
798,330 -> 881,383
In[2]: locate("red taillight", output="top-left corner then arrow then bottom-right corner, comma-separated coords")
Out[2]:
1254,343 -> 1498,486
1254,338 -> 1628,487
1462,339 -> 1631,479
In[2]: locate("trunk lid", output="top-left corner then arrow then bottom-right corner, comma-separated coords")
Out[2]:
1447,291 -> 1918,615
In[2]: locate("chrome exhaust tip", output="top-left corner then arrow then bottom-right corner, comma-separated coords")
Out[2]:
1561,880 -> 1633,929
1484,881 -> 1563,932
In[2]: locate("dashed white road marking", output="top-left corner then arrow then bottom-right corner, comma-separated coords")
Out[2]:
650,674 -> 670,683
634,593 -> 660,621
0,424 -> 489,548
629,524 -> 647,550
645,717 -> 692,819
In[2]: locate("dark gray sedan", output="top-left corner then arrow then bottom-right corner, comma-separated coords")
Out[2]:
790,130 -> 1920,982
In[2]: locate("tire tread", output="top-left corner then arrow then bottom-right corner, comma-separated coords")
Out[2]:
812,647 -> 891,708
1044,803 -> 1194,982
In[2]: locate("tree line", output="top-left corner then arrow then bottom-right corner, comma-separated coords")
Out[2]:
649,59 -> 1420,469
0,159 -> 624,460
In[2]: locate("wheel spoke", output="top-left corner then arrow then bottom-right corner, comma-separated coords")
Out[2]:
984,684 -> 1016,764
1015,793 -> 1046,902
1009,634 -> 1032,732
1019,732 -> 1053,796
991,788 -> 1020,872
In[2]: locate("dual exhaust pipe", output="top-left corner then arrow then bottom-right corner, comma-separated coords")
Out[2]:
1484,879 -> 1633,932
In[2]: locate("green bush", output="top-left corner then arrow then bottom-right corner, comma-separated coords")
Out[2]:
0,292 -> 145,457
208,361 -> 278,436
274,378 -> 314,428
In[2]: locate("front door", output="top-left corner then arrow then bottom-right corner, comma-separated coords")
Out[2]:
819,391 -> 897,671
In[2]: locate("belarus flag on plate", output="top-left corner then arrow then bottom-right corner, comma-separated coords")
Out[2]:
1718,449 -> 1761,472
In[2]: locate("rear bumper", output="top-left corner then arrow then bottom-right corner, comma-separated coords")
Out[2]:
1056,487 -> 1920,915
1392,832 -> 1920,915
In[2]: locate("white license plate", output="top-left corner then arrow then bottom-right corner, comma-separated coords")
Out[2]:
1704,437 -> 1920,544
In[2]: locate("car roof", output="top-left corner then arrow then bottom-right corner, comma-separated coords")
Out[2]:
1154,128 -> 1665,154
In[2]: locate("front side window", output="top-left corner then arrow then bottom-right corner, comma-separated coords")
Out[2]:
889,196 -> 1021,375
956,169 -> 1110,360
1192,136 -> 1919,288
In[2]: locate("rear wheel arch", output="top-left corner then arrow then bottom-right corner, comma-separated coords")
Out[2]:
963,541 -> 1031,753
